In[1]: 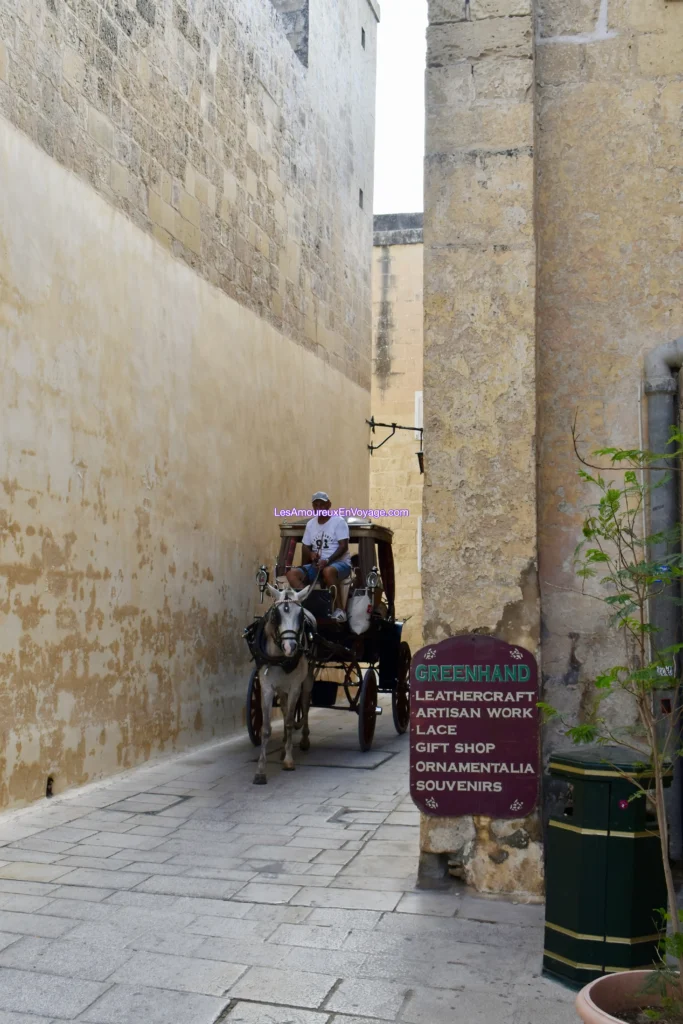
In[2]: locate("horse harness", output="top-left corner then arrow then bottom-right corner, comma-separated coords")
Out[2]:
246,600 -> 315,674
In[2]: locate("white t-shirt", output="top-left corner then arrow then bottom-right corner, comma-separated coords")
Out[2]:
302,516 -> 351,566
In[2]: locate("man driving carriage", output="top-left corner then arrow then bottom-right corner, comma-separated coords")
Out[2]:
286,492 -> 352,595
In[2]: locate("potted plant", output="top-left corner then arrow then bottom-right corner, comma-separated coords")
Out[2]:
540,424 -> 683,1024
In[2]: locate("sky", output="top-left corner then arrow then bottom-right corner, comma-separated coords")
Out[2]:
373,0 -> 428,216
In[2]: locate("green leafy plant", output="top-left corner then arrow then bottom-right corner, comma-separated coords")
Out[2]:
542,422 -> 683,1012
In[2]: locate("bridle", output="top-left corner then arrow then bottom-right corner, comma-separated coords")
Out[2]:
246,574 -> 321,672
268,598 -> 306,657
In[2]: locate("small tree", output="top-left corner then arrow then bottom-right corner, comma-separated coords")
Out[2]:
540,423 -> 683,1005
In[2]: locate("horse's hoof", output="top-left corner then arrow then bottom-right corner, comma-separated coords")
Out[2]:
253,774 -> 267,785
300,738 -> 310,751
282,762 -> 295,772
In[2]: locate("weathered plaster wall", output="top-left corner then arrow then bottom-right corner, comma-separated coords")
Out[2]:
370,216 -> 424,652
536,0 -> 683,759
0,117 -> 371,810
0,0 -> 378,387
422,0 -> 541,896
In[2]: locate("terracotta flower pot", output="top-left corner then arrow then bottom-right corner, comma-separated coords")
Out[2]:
576,970 -> 670,1023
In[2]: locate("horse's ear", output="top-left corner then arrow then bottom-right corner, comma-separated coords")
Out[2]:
266,584 -> 281,600
293,584 -> 312,603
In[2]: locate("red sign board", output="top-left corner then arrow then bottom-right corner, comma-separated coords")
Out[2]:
410,634 -> 540,819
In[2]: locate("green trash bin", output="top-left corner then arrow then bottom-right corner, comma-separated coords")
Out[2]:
543,745 -> 671,988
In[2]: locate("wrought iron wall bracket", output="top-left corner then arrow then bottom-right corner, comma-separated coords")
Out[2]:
366,417 -> 424,474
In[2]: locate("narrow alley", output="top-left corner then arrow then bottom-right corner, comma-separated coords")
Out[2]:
0,706 -> 573,1024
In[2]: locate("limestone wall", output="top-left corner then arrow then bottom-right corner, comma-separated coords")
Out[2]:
422,0 -> 541,896
370,215 -> 424,653
0,0 -> 378,388
0,0 -> 378,809
536,0 -> 683,754
422,0 -> 683,896
0,118 -> 372,809
270,0 -> 309,66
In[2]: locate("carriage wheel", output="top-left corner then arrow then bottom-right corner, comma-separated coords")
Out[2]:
246,667 -> 263,747
392,641 -> 411,735
358,668 -> 378,752
343,661 -> 363,709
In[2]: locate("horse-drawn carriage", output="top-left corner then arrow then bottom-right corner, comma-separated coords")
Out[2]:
243,518 -> 411,755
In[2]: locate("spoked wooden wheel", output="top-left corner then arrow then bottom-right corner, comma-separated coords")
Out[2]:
392,641 -> 411,735
246,667 -> 263,747
358,668 -> 378,752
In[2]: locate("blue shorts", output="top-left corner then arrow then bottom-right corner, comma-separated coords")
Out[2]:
299,561 -> 352,583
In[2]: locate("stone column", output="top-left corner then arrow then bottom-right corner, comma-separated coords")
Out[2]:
422,0 -> 542,897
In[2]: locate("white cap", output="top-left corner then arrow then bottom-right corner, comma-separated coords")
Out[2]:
312,491 -> 330,503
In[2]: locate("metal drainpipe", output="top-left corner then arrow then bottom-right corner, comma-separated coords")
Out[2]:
644,337 -> 683,861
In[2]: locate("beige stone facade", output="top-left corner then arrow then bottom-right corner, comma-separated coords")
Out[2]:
536,0 -> 683,745
370,214 -> 424,653
423,0 -> 540,897
0,0 -> 378,387
423,0 -> 683,897
0,0 -> 378,809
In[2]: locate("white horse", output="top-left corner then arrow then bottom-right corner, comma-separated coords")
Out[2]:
253,584 -> 315,785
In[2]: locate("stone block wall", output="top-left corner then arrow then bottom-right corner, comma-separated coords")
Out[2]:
422,0 -> 683,897
370,214 -> 424,653
422,0 -> 541,897
0,0 -> 378,388
270,0 -> 309,66
0,0 -> 379,809
423,0 -> 538,658
536,0 -> 683,755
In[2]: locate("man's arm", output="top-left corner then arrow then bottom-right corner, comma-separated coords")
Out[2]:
319,538 -> 348,568
302,543 -> 317,566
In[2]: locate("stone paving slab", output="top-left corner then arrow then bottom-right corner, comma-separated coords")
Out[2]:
290,887 -> 401,912
107,950 -> 247,995
325,979 -> 410,1018
0,911 -> 74,939
79,984 -> 229,1024
186,916 -> 276,941
0,851 -> 61,866
329,1017 -> 394,1024
0,896 -> 53,914
229,966 -> 337,1009
234,882 -> 302,904
0,705 -> 569,1023
0,1012 -> 59,1024
0,864 -> 70,883
195,936 -> 291,968
225,1004 -> 329,1024
0,936 -> 132,981
269,923 -> 351,950
0,882 -> 59,898
0,966 -> 106,1018
401,987 -> 516,1024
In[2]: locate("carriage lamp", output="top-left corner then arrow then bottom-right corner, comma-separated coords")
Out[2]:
256,566 -> 269,603
366,566 -> 380,596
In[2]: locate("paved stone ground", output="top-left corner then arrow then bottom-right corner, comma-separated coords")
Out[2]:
0,703 -> 577,1023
